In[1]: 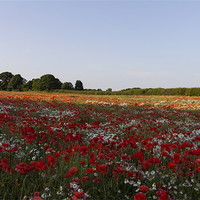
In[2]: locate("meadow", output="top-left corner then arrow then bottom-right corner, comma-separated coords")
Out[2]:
0,92 -> 200,200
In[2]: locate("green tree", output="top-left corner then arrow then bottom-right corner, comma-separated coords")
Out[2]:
32,79 -> 42,91
75,80 -> 84,90
106,88 -> 112,92
7,74 -> 25,91
33,74 -> 62,91
22,80 -> 33,91
62,82 -> 74,90
0,72 -> 14,90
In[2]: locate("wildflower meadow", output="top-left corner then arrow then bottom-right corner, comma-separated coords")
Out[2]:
0,92 -> 200,200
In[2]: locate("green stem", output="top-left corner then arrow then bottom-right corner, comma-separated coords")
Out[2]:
20,175 -> 28,200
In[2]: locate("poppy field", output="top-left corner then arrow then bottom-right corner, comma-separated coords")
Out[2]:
0,92 -> 200,200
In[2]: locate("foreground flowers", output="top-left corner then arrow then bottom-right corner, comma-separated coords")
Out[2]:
134,192 -> 146,200
32,192 -> 43,200
0,91 -> 200,199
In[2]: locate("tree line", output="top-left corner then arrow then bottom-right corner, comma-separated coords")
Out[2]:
0,72 -> 84,91
1,71 -> 200,96
116,87 -> 200,96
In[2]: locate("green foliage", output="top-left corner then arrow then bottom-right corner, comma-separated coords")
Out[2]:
106,88 -> 112,92
187,88 -> 200,96
7,74 -> 25,91
0,72 -> 14,90
39,74 -> 62,91
75,80 -> 84,90
32,79 -> 42,91
22,80 -> 33,91
118,87 -> 200,96
32,74 -> 62,91
2,71 -> 200,96
62,82 -> 74,90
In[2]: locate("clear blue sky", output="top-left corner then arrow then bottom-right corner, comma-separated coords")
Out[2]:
0,0 -> 200,91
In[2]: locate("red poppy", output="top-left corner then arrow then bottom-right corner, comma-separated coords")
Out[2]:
139,185 -> 149,193
54,152 -> 60,158
72,177 -> 79,184
157,189 -> 169,200
79,160 -> 86,165
168,162 -> 176,169
46,155 -> 56,168
121,154 -> 128,161
72,191 -> 84,200
69,167 -> 78,175
142,161 -> 150,170
127,171 -> 134,177
93,177 -> 100,183
161,151 -> 169,157
32,192 -> 43,200
1,158 -> 9,165
3,166 -> 13,174
86,168 -> 95,174
66,173 -> 71,177
79,146 -> 89,155
32,197 -> 43,200
134,151 -> 144,163
97,164 -> 107,174
173,153 -> 180,163
81,176 -> 89,182
73,144 -> 79,151
89,152 -> 96,165
134,192 -> 146,200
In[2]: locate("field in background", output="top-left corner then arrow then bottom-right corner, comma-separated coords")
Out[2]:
0,91 -> 200,200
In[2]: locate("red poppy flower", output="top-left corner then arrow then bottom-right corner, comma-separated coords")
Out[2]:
134,192 -> 146,200
46,155 -> 56,168
32,197 -> 43,200
121,154 -> 128,161
139,185 -> 149,193
97,164 -> 107,174
72,191 -> 84,200
69,167 -> 77,175
93,177 -> 100,183
173,153 -> 180,163
134,151 -> 144,163
54,152 -> 60,158
66,173 -> 71,177
168,162 -> 176,169
1,158 -> 9,165
81,176 -> 89,182
86,168 -> 95,174
127,171 -> 134,177
157,189 -> 169,200
79,146 -> 89,155
142,161 -> 150,170
32,192 -> 43,200
79,160 -> 86,165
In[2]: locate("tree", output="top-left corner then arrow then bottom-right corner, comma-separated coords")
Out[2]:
32,79 -> 42,91
75,80 -> 84,90
40,74 -> 62,91
22,80 -> 33,91
62,82 -> 74,90
7,74 -> 24,91
0,72 -> 14,90
32,74 -> 62,91
106,88 -> 112,92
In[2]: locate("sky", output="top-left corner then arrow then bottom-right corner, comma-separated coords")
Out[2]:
0,0 -> 200,91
